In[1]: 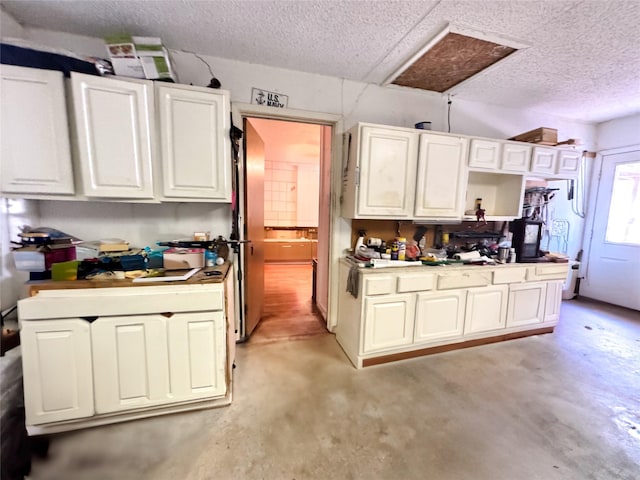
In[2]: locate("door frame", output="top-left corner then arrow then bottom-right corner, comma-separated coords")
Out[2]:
231,103 -> 348,333
581,144 -> 640,305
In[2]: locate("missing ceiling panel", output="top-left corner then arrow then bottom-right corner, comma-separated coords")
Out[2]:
390,30 -> 518,93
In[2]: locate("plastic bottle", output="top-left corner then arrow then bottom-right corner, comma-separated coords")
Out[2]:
390,240 -> 399,260
396,237 -> 407,261
205,249 -> 217,267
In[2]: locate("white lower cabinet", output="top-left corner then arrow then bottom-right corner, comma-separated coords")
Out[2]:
544,280 -> 564,323
91,315 -> 172,414
363,294 -> 414,352
18,283 -> 230,434
414,290 -> 466,344
20,319 -> 94,425
464,285 -> 509,334
336,261 -> 569,368
167,311 -> 227,401
506,282 -> 547,327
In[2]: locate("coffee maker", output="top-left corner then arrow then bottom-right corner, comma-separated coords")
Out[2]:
510,218 -> 543,262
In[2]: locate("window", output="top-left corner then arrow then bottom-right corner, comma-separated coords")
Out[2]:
605,161 -> 640,245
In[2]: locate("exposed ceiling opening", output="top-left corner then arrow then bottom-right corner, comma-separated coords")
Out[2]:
386,25 -> 523,94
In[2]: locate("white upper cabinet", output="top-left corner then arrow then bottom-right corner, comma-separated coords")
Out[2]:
468,138 -> 500,170
501,141 -> 531,172
414,132 -> 468,219
556,149 -> 581,177
156,83 -> 231,201
343,124 -> 418,218
530,146 -> 558,176
468,138 -> 530,173
70,73 -> 155,199
1,65 -> 75,195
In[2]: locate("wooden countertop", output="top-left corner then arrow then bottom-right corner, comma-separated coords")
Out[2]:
27,262 -> 231,296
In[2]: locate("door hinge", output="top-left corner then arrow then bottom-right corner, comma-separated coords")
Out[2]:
355,166 -> 360,187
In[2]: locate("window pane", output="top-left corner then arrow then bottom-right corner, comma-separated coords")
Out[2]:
605,161 -> 640,245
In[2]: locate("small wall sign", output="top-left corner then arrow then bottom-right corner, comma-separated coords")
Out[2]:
251,88 -> 288,108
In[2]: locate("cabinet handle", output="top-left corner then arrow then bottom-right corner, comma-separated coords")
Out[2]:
281,245 -> 292,248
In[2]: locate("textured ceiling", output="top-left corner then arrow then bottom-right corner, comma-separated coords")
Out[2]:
2,0 -> 639,123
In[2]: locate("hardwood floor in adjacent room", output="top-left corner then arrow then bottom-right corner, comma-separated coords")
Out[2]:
248,263 -> 328,344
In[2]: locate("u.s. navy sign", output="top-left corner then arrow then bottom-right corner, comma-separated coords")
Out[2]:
251,88 -> 288,108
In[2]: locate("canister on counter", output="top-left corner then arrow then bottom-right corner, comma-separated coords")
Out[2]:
396,237 -> 406,261
390,240 -> 399,260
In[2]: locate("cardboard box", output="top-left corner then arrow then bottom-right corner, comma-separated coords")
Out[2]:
105,34 -> 175,81
163,248 -> 204,270
508,127 -> 558,145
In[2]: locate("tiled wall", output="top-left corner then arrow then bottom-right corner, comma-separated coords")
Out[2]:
264,161 -> 297,226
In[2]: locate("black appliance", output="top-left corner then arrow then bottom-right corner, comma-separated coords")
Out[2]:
510,218 -> 543,261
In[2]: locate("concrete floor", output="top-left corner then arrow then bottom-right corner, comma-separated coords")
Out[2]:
26,299 -> 640,480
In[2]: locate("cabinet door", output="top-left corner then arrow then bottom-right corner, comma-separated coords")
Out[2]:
363,294 -> 414,353
356,126 -> 418,217
469,138 -> 500,170
157,84 -> 231,200
20,319 -> 94,425
556,150 -> 581,177
501,142 -> 531,172
531,147 -> 557,175
506,282 -> 547,327
414,290 -> 465,344
1,65 -> 74,195
544,280 -> 564,323
91,315 -> 171,414
415,133 -> 468,219
167,312 -> 227,401
71,73 -> 155,198
464,285 -> 508,334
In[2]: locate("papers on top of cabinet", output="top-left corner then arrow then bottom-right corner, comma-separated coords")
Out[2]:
132,268 -> 201,283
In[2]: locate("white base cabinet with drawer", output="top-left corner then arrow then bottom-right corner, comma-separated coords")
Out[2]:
18,283 -> 232,435
336,260 -> 569,368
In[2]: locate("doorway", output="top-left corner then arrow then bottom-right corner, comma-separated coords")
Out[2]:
581,148 -> 640,310
239,114 -> 336,343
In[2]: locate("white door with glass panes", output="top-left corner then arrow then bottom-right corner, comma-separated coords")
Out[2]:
20,319 -> 94,425
157,84 -> 231,201
414,133 -> 468,219
71,73 -> 155,198
1,65 -> 75,195
581,150 -> 640,310
414,290 -> 465,344
356,126 -> 418,217
91,315 -> 171,414
464,285 -> 508,334
363,294 -> 414,353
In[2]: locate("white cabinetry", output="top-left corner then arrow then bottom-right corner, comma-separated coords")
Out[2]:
70,73 -> 155,199
156,83 -> 231,201
464,285 -> 508,334
1,65 -> 75,196
91,314 -> 172,414
341,123 -> 468,220
506,282 -> 547,327
414,290 -> 465,344
468,138 -> 530,173
343,124 -> 418,218
18,282 -> 230,435
544,280 -> 564,323
363,294 -> 414,352
531,146 -> 581,178
468,138 -> 500,170
20,319 -> 94,425
414,132 -> 468,220
336,261 -> 568,368
556,150 -> 581,177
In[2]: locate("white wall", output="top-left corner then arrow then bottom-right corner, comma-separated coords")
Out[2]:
596,114 -> 640,151
0,7 -> 25,39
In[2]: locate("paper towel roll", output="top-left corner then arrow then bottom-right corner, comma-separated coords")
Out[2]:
453,251 -> 481,261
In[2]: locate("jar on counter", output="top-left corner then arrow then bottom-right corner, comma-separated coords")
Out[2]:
396,237 -> 407,261
390,240 -> 399,260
